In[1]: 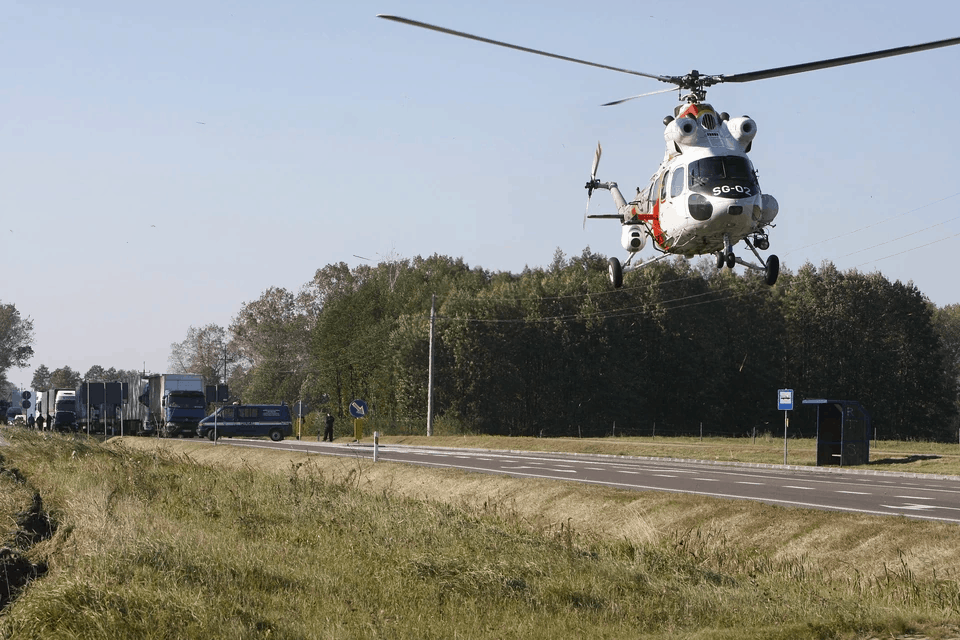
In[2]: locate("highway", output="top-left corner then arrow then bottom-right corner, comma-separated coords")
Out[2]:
213,439 -> 960,524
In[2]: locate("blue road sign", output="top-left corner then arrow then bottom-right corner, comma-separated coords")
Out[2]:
294,401 -> 309,418
349,399 -> 368,419
778,389 -> 794,411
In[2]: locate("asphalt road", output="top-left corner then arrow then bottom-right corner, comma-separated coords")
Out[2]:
212,438 -> 960,524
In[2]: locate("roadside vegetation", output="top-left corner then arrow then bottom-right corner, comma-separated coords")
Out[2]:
2,427 -> 960,639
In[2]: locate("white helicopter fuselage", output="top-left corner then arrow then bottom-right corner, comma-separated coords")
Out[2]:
616,102 -> 778,258
592,102 -> 781,286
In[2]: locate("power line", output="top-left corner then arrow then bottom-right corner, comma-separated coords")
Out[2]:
783,190 -> 960,258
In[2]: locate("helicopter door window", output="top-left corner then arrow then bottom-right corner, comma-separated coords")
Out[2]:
670,167 -> 685,198
659,173 -> 668,202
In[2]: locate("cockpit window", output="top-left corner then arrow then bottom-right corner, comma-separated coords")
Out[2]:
688,156 -> 759,198
670,167 -> 685,198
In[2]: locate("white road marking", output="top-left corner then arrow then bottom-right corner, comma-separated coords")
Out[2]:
694,478 -> 719,482
736,481 -> 764,486
783,486 -> 814,490
895,496 -> 934,500
881,504 -> 937,511
653,474 -> 677,478
836,491 -> 871,495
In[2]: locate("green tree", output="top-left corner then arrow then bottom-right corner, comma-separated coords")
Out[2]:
230,288 -> 309,404
780,263 -> 955,439
0,302 -> 34,379
84,365 -> 107,381
31,365 -> 52,392
169,324 -> 242,385
49,366 -> 82,389
932,303 -> 960,434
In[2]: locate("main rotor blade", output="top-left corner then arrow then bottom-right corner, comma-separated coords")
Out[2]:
602,86 -> 679,106
378,15 -> 675,84
720,34 -> 960,84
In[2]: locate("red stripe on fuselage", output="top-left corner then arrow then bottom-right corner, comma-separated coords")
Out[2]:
636,203 -> 667,250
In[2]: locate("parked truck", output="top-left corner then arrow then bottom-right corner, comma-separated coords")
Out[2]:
38,389 -> 78,431
76,382 -> 127,434
140,374 -> 207,437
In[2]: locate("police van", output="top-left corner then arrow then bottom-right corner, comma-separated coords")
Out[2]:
198,404 -> 292,442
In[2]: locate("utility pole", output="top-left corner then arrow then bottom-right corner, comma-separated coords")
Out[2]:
427,294 -> 435,437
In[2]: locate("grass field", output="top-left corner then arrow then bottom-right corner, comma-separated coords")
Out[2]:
2,428 -> 960,639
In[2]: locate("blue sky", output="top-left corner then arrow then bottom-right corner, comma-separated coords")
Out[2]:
4,0 -> 959,387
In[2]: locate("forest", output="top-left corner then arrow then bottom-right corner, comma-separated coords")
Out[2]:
17,249 -> 960,441
184,249 -> 960,441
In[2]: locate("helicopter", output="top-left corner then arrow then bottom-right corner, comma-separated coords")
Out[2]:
377,14 -> 960,288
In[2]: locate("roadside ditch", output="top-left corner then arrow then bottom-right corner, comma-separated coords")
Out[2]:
0,460 -> 55,612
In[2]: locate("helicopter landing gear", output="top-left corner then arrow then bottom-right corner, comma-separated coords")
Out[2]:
764,254 -> 780,286
722,234 -> 736,269
608,257 -> 623,289
736,237 -> 780,286
715,252 -> 724,270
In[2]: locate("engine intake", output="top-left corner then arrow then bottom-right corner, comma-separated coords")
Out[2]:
664,117 -> 700,147
727,116 -> 758,147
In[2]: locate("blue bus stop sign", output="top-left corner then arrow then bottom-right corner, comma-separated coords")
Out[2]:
778,389 -> 794,411
349,399 -> 368,418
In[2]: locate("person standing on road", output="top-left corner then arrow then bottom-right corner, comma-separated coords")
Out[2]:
323,412 -> 335,442
36,414 -> 45,431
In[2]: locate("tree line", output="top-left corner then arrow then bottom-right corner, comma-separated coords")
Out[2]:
12,249 -> 960,440
183,250 -> 958,441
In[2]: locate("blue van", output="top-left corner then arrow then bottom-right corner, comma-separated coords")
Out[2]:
198,404 -> 292,441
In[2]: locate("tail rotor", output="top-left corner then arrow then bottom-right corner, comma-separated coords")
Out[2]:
584,142 -> 602,229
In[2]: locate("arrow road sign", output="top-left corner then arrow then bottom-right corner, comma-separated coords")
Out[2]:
349,399 -> 368,419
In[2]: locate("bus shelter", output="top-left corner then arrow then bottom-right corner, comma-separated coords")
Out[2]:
802,399 -> 871,467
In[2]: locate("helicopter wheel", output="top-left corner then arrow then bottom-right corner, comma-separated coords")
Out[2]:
608,257 -> 623,289
725,253 -> 736,269
764,254 -> 780,286
715,252 -> 724,270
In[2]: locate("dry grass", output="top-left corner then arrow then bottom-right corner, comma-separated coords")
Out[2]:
114,436 -> 960,584
2,429 -> 960,639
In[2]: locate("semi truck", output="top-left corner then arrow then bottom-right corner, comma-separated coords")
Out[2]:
141,374 -> 207,437
76,382 -> 127,434
37,389 -> 78,431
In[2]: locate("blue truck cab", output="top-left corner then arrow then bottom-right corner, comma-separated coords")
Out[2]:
198,404 -> 292,442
